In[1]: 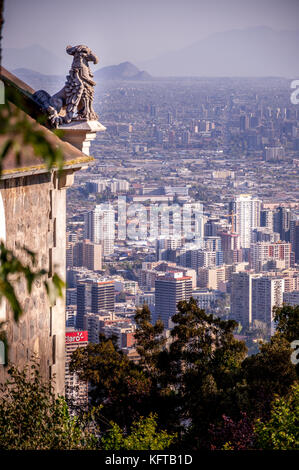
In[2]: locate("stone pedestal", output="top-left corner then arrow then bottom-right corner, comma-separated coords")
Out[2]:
58,120 -> 106,155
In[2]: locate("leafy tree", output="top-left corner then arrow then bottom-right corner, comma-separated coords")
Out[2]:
101,413 -> 176,450
0,361 -> 97,450
133,298 -> 248,448
254,383 -> 299,450
69,298 -> 299,450
133,305 -> 180,435
273,304 -> 299,343
69,335 -> 153,430
208,412 -> 254,450
241,334 -> 298,419
134,304 -> 165,375
168,299 -> 247,434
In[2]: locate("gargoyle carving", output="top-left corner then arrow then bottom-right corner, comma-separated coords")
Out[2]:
33,45 -> 99,127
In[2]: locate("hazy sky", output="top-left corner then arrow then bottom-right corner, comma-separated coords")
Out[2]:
3,0 -> 299,67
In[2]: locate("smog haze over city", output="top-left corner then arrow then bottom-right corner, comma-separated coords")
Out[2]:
3,0 -> 299,76
1,0 -> 299,455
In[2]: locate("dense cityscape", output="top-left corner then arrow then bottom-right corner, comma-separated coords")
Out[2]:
1,0 -> 299,456
65,76 -> 299,401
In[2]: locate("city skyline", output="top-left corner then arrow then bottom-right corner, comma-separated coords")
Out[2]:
1,1 -> 299,452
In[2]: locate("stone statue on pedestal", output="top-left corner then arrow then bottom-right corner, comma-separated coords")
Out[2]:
33,45 -> 99,127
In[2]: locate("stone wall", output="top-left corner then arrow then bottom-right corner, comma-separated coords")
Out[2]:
0,170 -> 67,395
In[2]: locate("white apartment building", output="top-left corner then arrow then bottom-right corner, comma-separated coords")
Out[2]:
84,204 -> 115,255
230,272 -> 285,333
86,179 -> 129,194
231,194 -> 261,248
264,146 -> 285,162
252,277 -> 285,332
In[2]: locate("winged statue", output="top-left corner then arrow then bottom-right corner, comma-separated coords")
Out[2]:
33,45 -> 99,127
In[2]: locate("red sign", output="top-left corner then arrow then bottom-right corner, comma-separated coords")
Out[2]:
66,331 -> 88,344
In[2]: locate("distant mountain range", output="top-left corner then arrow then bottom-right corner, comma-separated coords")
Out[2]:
8,58 -> 152,92
4,26 -> 299,79
94,62 -> 152,81
140,26 -> 299,77
10,62 -> 152,93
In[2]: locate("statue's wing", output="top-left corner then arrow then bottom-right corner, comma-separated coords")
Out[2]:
64,70 -> 84,122
33,89 -> 52,111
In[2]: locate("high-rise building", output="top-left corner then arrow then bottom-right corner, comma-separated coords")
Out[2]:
283,291 -> 299,306
290,220 -> 299,263
66,288 -> 77,306
76,279 -> 94,330
197,266 -> 227,291
156,237 -> 182,261
203,236 -> 222,252
260,209 -> 274,231
65,330 -> 88,410
85,180 -> 108,193
76,278 -> 115,329
204,218 -> 220,237
219,231 -> 242,264
82,240 -> 102,271
66,306 -> 76,328
68,239 -> 102,271
264,146 -> 285,161
91,280 -> 115,314
168,130 -> 176,146
230,194 -> 261,248
273,206 -> 291,241
86,179 -> 129,194
197,250 -> 223,268
252,277 -> 284,333
251,228 -> 280,243
240,114 -> 250,131
230,272 -> 253,328
84,205 -> 115,256
250,241 -> 292,272
155,272 -> 192,328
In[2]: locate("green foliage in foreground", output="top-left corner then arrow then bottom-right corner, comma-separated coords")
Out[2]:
68,301 -> 299,450
254,383 -> 299,450
273,304 -> 299,343
0,360 -> 175,451
0,362 -> 97,450
101,413 -> 176,450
